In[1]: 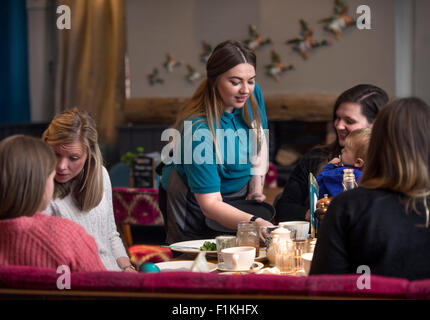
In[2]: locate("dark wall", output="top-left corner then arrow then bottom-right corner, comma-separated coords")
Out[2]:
0,122 -> 49,139
1,121 -> 327,187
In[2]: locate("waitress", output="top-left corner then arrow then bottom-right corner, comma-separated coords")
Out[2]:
161,40 -> 273,244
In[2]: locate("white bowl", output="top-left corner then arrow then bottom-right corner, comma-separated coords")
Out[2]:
278,221 -> 310,240
301,252 -> 313,275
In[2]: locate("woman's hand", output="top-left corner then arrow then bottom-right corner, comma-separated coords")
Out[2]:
123,266 -> 138,273
247,175 -> 265,202
117,257 -> 137,273
246,192 -> 266,202
255,217 -> 274,228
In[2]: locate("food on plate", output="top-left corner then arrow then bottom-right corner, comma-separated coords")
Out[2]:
200,241 -> 216,251
199,241 -> 216,251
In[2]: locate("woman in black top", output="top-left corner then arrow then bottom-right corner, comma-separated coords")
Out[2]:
310,97 -> 430,280
274,84 -> 388,223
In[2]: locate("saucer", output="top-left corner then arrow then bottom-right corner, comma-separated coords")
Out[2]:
217,261 -> 264,273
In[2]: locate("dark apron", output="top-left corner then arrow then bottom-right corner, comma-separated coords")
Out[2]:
165,168 -> 248,244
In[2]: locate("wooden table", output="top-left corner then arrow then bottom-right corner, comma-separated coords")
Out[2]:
173,245 -> 308,276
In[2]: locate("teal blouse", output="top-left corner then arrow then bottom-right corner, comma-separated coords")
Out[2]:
161,82 -> 267,195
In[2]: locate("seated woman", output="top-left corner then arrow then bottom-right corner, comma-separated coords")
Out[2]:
42,108 -> 135,272
274,84 -> 388,223
310,97 -> 430,280
0,135 -> 105,272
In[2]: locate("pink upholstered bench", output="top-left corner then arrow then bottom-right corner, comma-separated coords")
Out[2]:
0,265 -> 427,300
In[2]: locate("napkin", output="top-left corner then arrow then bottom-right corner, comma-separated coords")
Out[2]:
255,267 -> 281,275
190,251 -> 210,272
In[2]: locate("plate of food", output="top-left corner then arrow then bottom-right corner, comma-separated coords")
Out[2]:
169,239 -> 217,255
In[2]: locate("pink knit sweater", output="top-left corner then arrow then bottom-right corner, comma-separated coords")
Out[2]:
0,212 -> 106,272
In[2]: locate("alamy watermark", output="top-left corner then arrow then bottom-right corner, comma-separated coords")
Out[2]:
56,265 -> 71,290
56,4 -> 371,31
356,265 -> 371,289
356,5 -> 371,30
56,5 -> 71,30
160,121 -> 270,175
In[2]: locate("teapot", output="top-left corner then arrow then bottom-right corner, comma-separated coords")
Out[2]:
260,226 -> 293,265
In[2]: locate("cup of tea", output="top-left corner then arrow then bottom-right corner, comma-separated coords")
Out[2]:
278,221 -> 310,241
221,246 -> 256,270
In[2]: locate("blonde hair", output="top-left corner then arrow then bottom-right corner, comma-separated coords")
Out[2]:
0,135 -> 56,220
42,108 -> 103,212
173,40 -> 263,159
345,128 -> 371,162
360,98 -> 430,226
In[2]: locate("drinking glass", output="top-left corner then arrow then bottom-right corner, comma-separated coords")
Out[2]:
215,235 -> 237,264
273,235 -> 295,274
236,221 -> 260,257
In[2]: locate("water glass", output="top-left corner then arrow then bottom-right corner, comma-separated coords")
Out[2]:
215,235 -> 237,264
236,221 -> 260,257
273,236 -> 295,274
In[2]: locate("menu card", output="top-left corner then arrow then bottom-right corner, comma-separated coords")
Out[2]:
309,173 -> 319,238
132,156 -> 156,188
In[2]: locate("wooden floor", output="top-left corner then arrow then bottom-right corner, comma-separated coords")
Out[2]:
264,187 -> 283,205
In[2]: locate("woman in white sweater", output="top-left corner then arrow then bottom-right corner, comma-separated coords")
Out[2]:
42,108 -> 136,272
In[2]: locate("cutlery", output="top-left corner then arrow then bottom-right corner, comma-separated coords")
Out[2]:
163,245 -> 201,250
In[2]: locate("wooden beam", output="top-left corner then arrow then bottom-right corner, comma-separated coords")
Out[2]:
124,97 -> 188,124
264,94 -> 337,122
124,94 -> 337,124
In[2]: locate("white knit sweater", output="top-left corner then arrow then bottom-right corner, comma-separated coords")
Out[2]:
43,166 -> 128,271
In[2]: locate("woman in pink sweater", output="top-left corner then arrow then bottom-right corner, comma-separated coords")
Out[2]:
0,135 -> 106,272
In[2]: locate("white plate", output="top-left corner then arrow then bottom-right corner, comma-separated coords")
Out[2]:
155,260 -> 217,272
217,261 -> 264,273
169,239 -> 217,255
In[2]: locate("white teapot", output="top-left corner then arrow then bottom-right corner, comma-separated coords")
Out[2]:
261,227 -> 293,265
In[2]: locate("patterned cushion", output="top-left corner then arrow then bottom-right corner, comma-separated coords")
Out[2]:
112,187 -> 163,226
129,244 -> 173,267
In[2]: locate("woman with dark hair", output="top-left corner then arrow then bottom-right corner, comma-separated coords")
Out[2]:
42,108 -> 135,272
0,135 -> 105,271
161,40 -> 273,244
274,84 -> 389,223
310,97 -> 430,280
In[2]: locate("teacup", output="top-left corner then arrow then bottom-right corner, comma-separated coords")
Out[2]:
278,221 -> 310,241
221,246 -> 256,270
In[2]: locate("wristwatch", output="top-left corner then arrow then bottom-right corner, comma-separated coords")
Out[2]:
250,215 -> 258,222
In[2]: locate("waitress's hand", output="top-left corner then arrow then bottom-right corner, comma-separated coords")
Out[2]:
247,175 -> 266,202
246,192 -> 266,203
255,217 -> 274,228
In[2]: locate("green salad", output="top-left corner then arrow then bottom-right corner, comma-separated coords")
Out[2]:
199,241 -> 216,251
